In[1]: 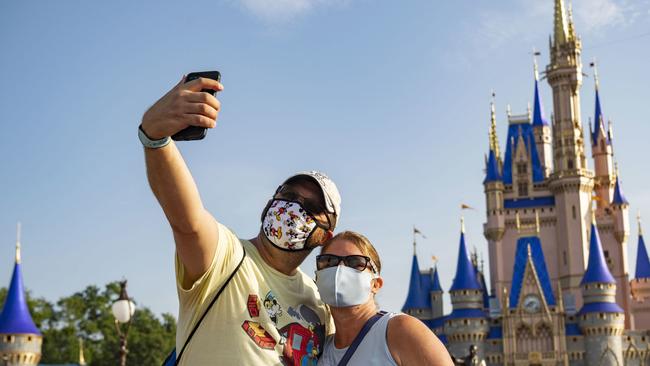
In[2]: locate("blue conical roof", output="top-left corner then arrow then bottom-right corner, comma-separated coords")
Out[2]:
591,89 -> 610,146
0,261 -> 40,335
402,254 -> 428,311
432,266 -> 442,292
484,149 -> 502,183
611,175 -> 629,205
581,223 -> 616,285
532,79 -> 548,127
450,232 -> 481,291
635,233 -> 650,279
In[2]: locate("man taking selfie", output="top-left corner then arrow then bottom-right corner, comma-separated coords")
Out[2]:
139,75 -> 340,365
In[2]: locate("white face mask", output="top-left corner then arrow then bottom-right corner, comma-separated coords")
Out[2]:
262,199 -> 317,251
315,265 -> 375,307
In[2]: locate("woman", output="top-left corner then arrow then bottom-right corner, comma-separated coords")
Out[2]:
315,231 -> 453,366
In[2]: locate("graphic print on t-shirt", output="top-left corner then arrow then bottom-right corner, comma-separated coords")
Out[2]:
241,292 -> 325,366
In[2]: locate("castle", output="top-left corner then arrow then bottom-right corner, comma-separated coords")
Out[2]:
403,1 -> 650,365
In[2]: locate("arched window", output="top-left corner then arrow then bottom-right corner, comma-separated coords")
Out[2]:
516,324 -> 533,354
536,323 -> 554,352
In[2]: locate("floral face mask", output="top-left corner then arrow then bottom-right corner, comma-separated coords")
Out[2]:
262,199 -> 318,251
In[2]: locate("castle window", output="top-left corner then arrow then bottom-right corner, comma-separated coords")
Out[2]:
568,159 -> 574,169
518,182 -> 529,197
572,205 -> 576,219
563,251 -> 567,266
517,163 -> 527,174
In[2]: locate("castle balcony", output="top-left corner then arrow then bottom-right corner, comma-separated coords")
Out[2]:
631,278 -> 650,302
512,351 -> 561,365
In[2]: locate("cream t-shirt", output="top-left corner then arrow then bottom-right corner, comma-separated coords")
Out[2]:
175,222 -> 332,365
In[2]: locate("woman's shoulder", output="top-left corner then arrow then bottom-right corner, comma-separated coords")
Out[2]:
386,313 -> 453,365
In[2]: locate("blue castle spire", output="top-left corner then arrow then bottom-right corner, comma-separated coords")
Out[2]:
635,215 -> 650,279
402,246 -> 428,311
591,70 -> 611,146
532,77 -> 548,127
581,221 -> 616,285
611,173 -> 629,205
0,233 -> 40,335
450,219 -> 481,291
432,266 -> 442,292
484,149 -> 501,183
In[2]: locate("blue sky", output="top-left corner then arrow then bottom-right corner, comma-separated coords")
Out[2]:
1,0 -> 649,318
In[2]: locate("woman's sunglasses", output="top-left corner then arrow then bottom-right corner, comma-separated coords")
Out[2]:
316,254 -> 377,273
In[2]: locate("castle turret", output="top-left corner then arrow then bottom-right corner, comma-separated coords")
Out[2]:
578,220 -> 625,366
546,0 -> 593,308
402,242 -> 430,318
0,224 -> 42,366
445,218 -> 488,360
484,100 -> 506,296
590,65 -> 615,210
531,55 -> 553,177
631,213 -> 650,329
431,266 -> 444,320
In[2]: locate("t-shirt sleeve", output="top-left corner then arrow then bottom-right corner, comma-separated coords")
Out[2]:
175,222 -> 244,315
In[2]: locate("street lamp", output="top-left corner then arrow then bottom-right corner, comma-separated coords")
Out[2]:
111,280 -> 135,366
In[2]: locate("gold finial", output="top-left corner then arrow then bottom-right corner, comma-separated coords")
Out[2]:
567,1 -> 576,39
590,59 -> 600,91
591,204 -> 596,224
489,91 -> 500,158
461,216 -> 466,234
79,338 -> 87,365
614,162 -> 620,177
638,211 -> 643,236
16,222 -> 21,264
527,243 -> 532,257
535,210 -> 540,234
554,0 -> 569,44
515,212 -> 521,232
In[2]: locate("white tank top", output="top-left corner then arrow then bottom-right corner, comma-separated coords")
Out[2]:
318,312 -> 401,366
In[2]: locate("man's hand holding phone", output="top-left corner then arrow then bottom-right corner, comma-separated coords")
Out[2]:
141,72 -> 223,142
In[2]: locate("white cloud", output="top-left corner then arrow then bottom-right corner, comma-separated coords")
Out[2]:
470,0 -> 645,53
573,0 -> 625,32
236,0 -> 349,23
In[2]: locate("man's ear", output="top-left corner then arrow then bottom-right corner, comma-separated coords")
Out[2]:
324,230 -> 334,242
371,276 -> 383,294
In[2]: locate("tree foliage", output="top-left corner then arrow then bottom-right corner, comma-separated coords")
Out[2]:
0,282 -> 176,365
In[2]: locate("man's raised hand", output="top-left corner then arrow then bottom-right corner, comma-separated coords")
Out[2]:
141,76 -> 224,140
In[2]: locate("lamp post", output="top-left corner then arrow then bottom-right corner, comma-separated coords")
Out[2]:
111,280 -> 135,366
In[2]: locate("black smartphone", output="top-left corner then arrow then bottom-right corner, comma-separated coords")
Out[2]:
172,71 -> 222,141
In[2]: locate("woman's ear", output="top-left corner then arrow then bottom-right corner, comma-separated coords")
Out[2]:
371,276 -> 383,294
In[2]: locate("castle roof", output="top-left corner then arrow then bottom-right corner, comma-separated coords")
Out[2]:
532,78 -> 549,127
402,254 -> 429,311
581,222 -> 616,285
431,266 -> 442,292
509,236 -> 556,307
577,301 -> 623,315
611,175 -> 629,205
635,232 -> 650,279
502,122 -> 545,185
591,88 -> 611,146
484,149 -> 502,183
450,231 -> 481,291
0,260 -> 41,335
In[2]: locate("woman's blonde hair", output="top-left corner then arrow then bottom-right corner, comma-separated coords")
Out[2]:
321,231 -> 382,274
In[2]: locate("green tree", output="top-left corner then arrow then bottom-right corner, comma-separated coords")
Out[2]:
0,282 -> 176,365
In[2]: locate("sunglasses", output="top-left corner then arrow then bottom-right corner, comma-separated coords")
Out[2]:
274,187 -> 333,230
316,254 -> 377,273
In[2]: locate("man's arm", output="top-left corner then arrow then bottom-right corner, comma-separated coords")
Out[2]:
387,315 -> 454,366
141,76 -> 224,287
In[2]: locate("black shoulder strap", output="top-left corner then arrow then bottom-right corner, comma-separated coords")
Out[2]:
337,311 -> 388,366
170,247 -> 247,366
